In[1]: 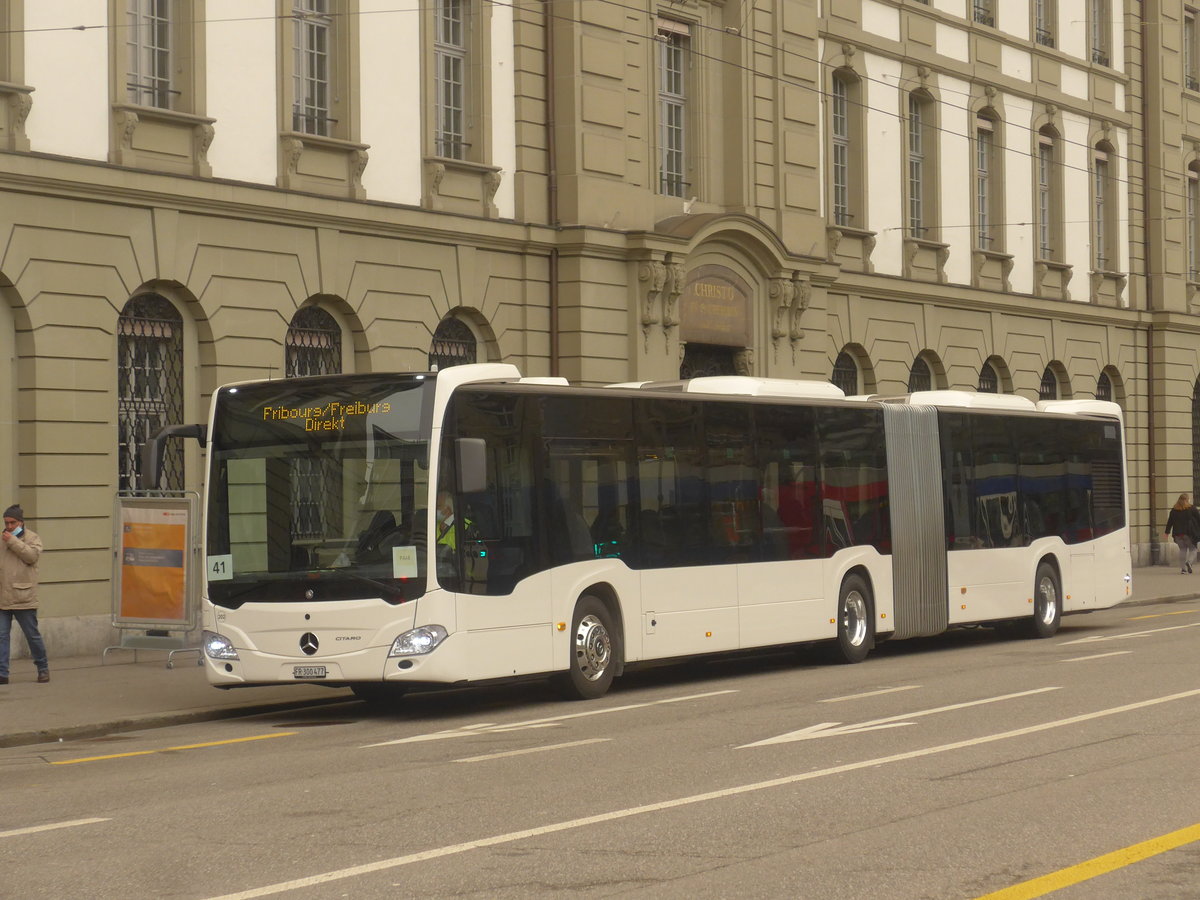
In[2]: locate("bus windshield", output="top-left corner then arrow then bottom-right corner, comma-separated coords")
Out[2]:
205,374 -> 435,607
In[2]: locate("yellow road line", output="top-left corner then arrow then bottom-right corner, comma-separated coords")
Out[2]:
1126,609 -> 1197,620
52,731 -> 296,765
977,822 -> 1200,899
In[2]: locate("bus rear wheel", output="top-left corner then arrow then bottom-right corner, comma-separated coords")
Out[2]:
1027,563 -> 1062,638
556,595 -> 617,700
831,574 -> 873,664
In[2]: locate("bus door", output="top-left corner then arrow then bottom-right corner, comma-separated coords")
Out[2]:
634,398 -> 739,658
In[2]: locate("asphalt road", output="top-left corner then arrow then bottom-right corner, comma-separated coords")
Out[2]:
3,600 -> 1198,899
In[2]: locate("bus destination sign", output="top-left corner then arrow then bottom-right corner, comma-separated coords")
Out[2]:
261,399 -> 392,432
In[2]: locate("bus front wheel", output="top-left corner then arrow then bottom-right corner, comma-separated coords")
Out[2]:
832,574 -> 874,664
1028,563 -> 1062,638
556,595 -> 617,700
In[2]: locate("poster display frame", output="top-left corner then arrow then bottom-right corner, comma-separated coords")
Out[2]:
106,491 -> 201,665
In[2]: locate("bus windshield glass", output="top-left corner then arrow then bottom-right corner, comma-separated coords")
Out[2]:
205,374 -> 435,607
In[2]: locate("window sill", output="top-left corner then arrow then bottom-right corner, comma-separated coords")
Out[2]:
971,247 -> 1013,292
111,103 -> 216,176
902,236 -> 949,283
278,131 -> 370,199
1034,258 -> 1073,300
0,81 -> 32,152
422,156 -> 503,218
1089,269 -> 1126,307
827,224 -> 877,273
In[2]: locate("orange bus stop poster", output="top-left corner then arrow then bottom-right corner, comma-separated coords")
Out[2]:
120,504 -> 188,622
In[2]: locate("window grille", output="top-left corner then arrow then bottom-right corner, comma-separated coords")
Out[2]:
118,294 -> 184,493
831,351 -> 858,395
907,357 -> 932,393
680,344 -> 736,379
1039,367 -> 1059,401
293,0 -> 332,136
978,362 -> 998,393
285,307 -> 341,377
429,317 -> 477,371
658,22 -> 688,198
285,307 -> 342,542
126,0 -> 172,108
435,0 -> 467,159
1096,372 -> 1112,402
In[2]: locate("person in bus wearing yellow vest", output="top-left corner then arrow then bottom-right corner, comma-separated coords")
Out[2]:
435,491 -> 486,583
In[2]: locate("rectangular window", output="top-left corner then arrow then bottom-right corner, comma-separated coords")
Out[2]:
126,0 -> 172,107
435,0 -> 467,158
1094,149 -> 1108,269
1189,170 -> 1200,281
657,19 -> 689,198
1037,137 -> 1053,258
908,96 -> 924,237
975,118 -> 994,249
1035,0 -> 1056,48
973,0 -> 994,27
1090,0 -> 1110,66
292,0 -> 332,135
832,77 -> 850,226
1187,11 -> 1199,91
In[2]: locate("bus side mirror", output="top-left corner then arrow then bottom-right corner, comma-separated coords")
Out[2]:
456,438 -> 487,494
140,423 -> 207,491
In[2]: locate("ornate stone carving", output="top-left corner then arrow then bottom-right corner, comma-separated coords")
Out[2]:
425,161 -> 446,211
194,122 -> 215,163
770,276 -> 795,343
662,259 -> 685,329
10,91 -> 31,132
283,137 -> 304,175
790,277 -> 810,342
484,170 -> 502,207
117,109 -> 139,151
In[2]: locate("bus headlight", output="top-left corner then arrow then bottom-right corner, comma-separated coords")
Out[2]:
389,625 -> 448,657
202,630 -> 239,661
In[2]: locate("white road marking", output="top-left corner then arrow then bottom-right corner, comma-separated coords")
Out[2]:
361,689 -> 737,747
739,686 -> 1060,748
819,685 -> 920,703
1061,622 -> 1200,645
1062,651 -> 1133,663
453,738 -> 610,763
0,817 -> 110,839
207,687 -> 1200,900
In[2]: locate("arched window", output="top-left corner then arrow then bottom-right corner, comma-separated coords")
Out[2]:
1093,142 -> 1118,271
1036,128 -> 1063,261
830,70 -> 863,228
907,91 -> 937,239
429,317 -> 477,370
117,294 -> 184,492
978,361 -> 998,393
907,357 -> 932,393
831,351 -> 858,395
1096,371 -> 1112,402
286,307 -> 341,377
1039,366 -> 1059,401
974,110 -> 1003,250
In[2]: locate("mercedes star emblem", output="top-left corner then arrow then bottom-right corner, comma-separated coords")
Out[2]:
299,632 -> 319,655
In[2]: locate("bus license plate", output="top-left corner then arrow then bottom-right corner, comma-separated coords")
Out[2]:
293,665 -> 327,679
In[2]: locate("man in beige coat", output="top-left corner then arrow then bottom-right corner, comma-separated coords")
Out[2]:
0,504 -> 47,684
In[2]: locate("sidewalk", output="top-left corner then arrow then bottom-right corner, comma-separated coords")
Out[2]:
1,565 -> 1197,749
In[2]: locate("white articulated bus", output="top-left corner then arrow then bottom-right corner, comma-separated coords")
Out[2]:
143,364 -> 1131,701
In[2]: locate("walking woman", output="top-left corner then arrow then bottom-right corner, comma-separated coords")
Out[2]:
1164,493 -> 1200,574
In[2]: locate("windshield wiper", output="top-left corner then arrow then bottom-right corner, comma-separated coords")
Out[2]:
305,568 -> 408,598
